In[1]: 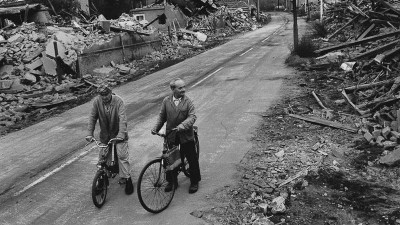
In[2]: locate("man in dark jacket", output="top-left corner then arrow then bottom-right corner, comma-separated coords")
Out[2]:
86,84 -> 133,195
151,78 -> 201,193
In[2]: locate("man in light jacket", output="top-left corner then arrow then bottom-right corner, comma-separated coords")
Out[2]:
152,78 -> 201,193
86,84 -> 133,195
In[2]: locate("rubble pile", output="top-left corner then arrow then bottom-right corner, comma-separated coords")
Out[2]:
291,0 -> 400,165
0,13 -> 159,133
183,5 -> 270,43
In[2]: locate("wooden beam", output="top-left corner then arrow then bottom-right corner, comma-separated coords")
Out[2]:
324,15 -> 360,41
356,23 -> 375,40
344,79 -> 394,91
349,3 -> 369,18
374,47 -> 400,63
312,91 -> 329,110
379,0 -> 400,16
341,89 -> 369,115
353,40 -> 399,60
288,114 -> 358,133
315,30 -> 400,54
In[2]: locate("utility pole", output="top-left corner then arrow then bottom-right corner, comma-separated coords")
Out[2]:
320,0 -> 324,22
292,0 -> 298,51
257,0 -> 259,20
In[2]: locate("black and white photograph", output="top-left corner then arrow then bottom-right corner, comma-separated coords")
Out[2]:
1,0 -> 400,224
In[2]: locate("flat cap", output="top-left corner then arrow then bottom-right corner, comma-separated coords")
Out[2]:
97,83 -> 111,95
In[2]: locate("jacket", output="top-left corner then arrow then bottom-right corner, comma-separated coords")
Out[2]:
153,94 -> 197,144
87,94 -> 128,143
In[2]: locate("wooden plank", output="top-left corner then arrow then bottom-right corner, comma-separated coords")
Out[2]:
341,89 -> 369,115
324,15 -> 360,41
349,3 -> 369,18
312,91 -> 328,110
379,0 -> 400,16
353,40 -> 399,60
288,114 -> 358,133
373,46 -> 400,63
356,23 -> 375,40
344,79 -> 394,91
315,30 -> 400,54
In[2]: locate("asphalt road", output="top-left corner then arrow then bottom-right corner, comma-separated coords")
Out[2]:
0,12 -> 304,225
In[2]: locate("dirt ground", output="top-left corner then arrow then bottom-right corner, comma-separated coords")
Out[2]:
195,68 -> 400,225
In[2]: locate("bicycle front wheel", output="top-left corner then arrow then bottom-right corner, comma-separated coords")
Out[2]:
137,158 -> 175,213
92,170 -> 108,208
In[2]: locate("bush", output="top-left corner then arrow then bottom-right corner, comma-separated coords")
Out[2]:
309,21 -> 328,38
291,34 -> 318,58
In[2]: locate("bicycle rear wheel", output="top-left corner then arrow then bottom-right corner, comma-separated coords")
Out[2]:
92,170 -> 108,208
137,158 -> 175,213
183,134 -> 200,177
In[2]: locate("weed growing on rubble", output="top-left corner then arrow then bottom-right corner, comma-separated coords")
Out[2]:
310,21 -> 328,38
290,35 -> 318,58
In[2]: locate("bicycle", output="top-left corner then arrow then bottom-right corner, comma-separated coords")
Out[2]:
137,126 -> 199,213
87,137 -> 133,208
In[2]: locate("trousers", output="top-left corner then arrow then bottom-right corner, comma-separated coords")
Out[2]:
99,141 -> 131,179
166,140 -> 201,184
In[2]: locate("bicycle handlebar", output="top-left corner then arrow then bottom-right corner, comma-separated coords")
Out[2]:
86,137 -> 123,147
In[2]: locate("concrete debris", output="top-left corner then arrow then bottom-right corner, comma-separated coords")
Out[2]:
380,146 -> 400,166
270,196 -> 286,214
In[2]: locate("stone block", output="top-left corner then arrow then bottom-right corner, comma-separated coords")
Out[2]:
376,136 -> 385,146
382,126 -> 391,139
372,129 -> 382,139
7,34 -> 24,43
391,131 -> 400,139
391,121 -> 398,132
363,131 -> 374,142
383,141 -> 397,149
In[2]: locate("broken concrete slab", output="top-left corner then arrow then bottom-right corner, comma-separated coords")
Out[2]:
92,67 -> 116,77
380,147 -> 400,166
7,33 -> 24,43
0,65 -> 14,77
25,58 -> 43,70
22,48 -> 43,63
41,56 -> 57,76
45,40 -> 66,59
23,72 -> 37,83
0,80 -> 13,89
53,31 -> 75,45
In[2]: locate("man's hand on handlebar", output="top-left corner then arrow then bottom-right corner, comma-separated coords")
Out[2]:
85,135 -> 94,142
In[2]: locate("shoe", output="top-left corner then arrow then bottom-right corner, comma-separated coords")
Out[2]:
189,183 -> 198,194
125,177 -> 134,195
118,178 -> 127,185
164,182 -> 177,192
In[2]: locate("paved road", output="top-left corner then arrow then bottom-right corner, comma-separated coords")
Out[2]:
0,12 -> 305,224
